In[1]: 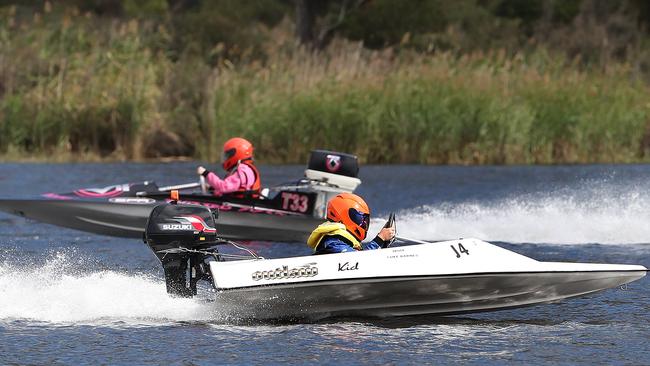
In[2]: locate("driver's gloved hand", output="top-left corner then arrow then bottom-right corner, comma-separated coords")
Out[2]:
377,226 -> 396,248
197,166 -> 211,177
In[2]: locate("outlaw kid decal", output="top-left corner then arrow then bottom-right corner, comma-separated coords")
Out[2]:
252,263 -> 318,281
338,262 -> 359,271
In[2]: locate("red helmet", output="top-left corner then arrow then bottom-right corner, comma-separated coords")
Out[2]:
327,193 -> 370,241
222,137 -> 254,171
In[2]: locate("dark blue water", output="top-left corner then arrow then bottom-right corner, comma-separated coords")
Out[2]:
0,163 -> 649,365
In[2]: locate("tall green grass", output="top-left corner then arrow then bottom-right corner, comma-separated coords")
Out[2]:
1,8 -> 649,164
212,47 -> 650,164
0,8 -> 161,160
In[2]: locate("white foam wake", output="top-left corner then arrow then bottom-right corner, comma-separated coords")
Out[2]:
373,191 -> 650,244
0,253 -> 213,325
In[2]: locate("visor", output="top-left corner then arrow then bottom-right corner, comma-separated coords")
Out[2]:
222,148 -> 236,163
348,208 -> 369,231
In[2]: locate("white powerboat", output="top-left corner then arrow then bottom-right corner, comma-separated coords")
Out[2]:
144,203 -> 647,321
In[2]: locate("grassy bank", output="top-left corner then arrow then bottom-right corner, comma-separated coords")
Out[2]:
1,8 -> 650,164
214,46 -> 650,164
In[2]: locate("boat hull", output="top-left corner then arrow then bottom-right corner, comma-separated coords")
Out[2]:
207,239 -> 647,320
209,270 -> 645,319
0,199 -> 321,241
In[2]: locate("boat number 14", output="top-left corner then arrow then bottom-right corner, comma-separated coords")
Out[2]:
450,243 -> 470,258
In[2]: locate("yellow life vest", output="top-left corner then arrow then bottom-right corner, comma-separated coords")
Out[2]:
307,222 -> 361,252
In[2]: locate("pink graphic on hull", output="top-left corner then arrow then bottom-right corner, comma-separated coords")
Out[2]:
166,199 -> 289,217
42,193 -> 74,200
75,189 -> 124,198
73,184 -> 128,198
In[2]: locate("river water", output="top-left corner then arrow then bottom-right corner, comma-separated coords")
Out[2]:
0,163 -> 648,365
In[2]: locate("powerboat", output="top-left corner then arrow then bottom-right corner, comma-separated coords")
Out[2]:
0,150 -> 360,242
144,202 -> 647,321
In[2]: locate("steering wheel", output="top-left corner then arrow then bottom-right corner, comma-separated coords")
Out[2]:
200,175 -> 209,194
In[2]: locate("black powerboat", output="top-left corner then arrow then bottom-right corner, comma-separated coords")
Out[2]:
0,150 -> 361,242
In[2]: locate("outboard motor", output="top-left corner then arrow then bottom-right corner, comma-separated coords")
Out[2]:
307,150 -> 359,179
304,150 -> 362,217
305,150 -> 360,192
144,202 -> 220,297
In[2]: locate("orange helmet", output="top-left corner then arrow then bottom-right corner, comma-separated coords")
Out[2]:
222,137 -> 254,171
327,193 -> 370,241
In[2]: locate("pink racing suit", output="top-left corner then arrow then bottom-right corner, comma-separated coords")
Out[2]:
204,163 -> 257,196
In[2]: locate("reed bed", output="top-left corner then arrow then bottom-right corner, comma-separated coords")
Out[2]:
1,8 -> 649,164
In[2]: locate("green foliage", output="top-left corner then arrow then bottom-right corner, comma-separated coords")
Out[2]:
206,49 -> 650,164
339,0 -> 538,52
168,0 -> 289,63
553,0 -> 582,24
0,8 -> 157,158
123,0 -> 168,16
341,0 -> 449,48
495,0 -> 544,23
2,0 -> 650,164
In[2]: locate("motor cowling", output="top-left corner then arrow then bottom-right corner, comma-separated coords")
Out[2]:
307,150 -> 359,178
304,151 -> 362,210
144,203 -> 219,297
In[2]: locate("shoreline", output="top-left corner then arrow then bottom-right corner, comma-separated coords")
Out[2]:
2,155 -> 649,166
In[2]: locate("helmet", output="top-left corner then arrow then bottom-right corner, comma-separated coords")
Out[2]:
327,193 -> 370,241
222,137 -> 254,171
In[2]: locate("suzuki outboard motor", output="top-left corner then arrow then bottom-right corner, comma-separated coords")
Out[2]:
144,203 -> 220,297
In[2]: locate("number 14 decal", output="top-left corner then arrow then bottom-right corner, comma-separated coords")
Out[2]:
450,243 -> 469,258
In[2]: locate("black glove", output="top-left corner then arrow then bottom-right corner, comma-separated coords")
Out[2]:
382,212 -> 396,248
